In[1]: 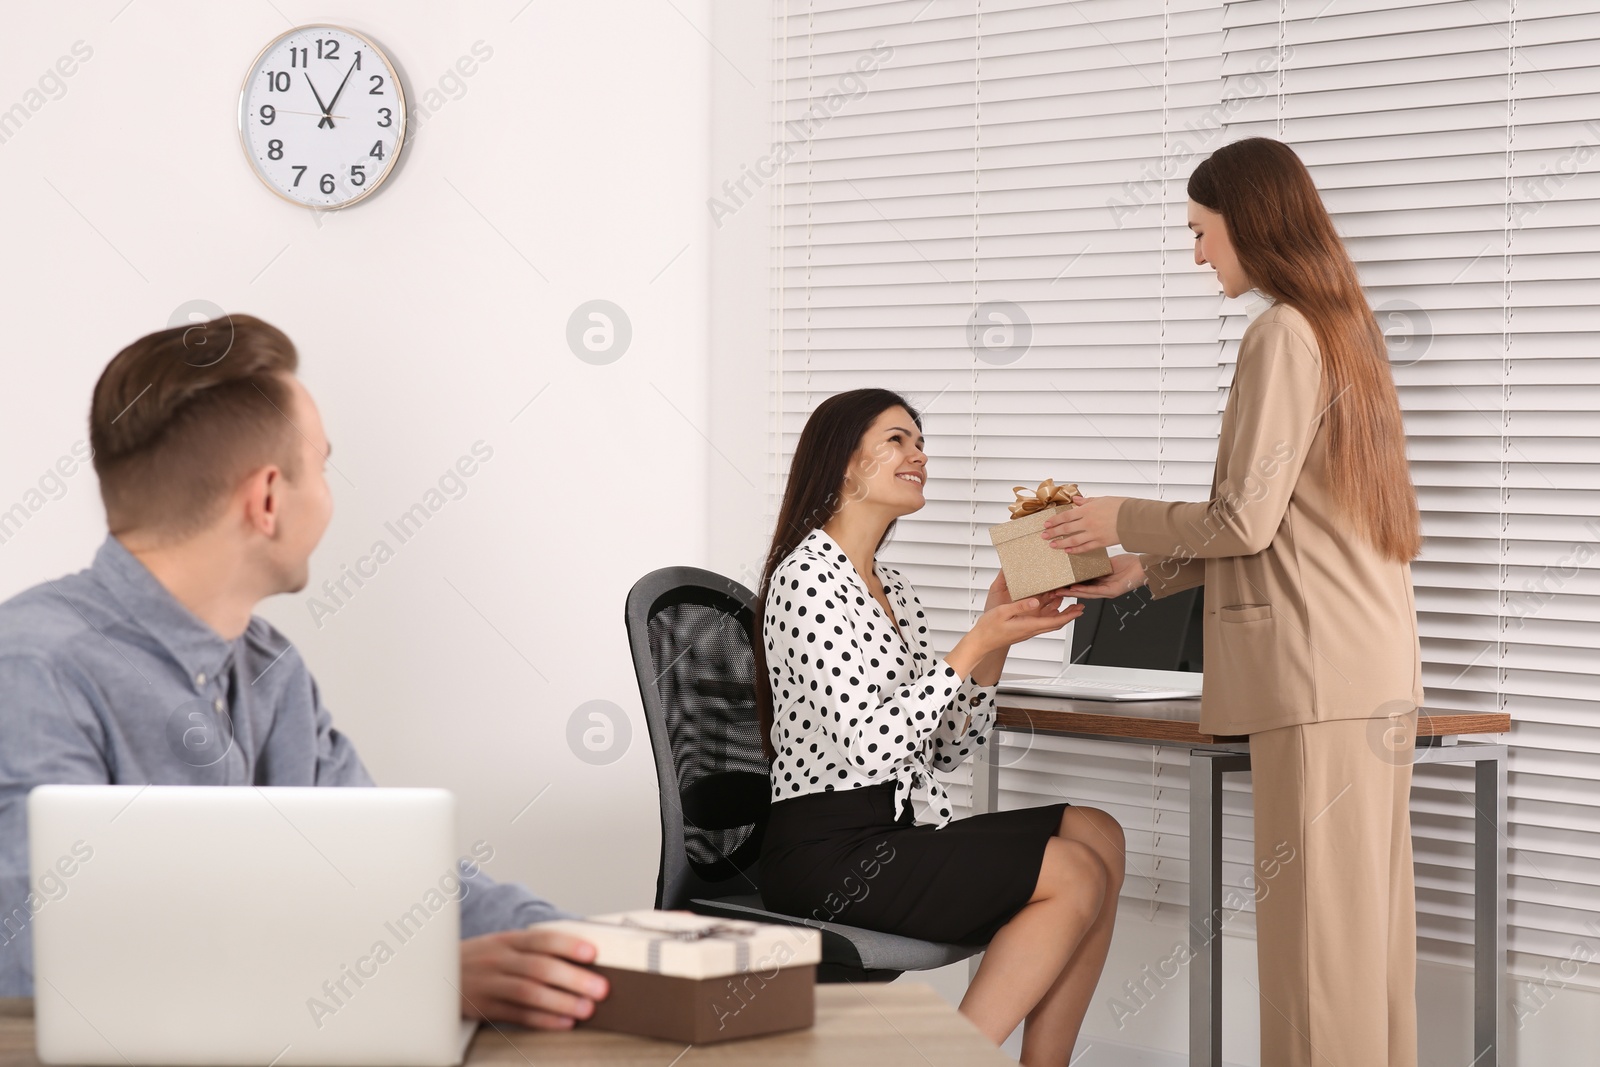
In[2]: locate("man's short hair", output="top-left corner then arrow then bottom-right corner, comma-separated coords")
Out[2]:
90,314 -> 301,537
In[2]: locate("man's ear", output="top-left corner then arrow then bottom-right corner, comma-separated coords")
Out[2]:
240,465 -> 283,537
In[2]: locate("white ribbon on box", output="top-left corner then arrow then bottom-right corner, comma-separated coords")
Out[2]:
532,910 -> 822,979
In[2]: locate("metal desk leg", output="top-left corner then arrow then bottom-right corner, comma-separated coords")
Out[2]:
1418,740 -> 1509,1064
1189,750 -> 1249,1067
1475,749 -> 1508,1066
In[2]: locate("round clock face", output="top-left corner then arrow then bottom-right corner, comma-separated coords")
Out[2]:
237,25 -> 407,208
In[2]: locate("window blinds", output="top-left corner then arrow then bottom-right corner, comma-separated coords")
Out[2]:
773,0 -> 1600,982
1219,0 -> 1600,980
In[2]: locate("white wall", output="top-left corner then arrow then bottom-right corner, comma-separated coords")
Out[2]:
705,0 -> 774,583
0,0 -> 714,915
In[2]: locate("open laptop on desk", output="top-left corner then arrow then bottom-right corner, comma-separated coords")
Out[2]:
28,785 -> 477,1066
999,585 -> 1204,701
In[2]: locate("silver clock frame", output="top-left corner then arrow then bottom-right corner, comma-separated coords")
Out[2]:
236,24 -> 408,209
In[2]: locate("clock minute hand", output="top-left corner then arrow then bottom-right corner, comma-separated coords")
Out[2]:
321,61 -> 360,130
304,74 -> 333,128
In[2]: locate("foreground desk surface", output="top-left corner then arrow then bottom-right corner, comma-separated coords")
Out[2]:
0,984 -> 1010,1067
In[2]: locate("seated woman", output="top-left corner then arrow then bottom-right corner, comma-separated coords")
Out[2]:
755,388 -> 1127,1063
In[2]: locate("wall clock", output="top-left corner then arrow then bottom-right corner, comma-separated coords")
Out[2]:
237,25 -> 407,208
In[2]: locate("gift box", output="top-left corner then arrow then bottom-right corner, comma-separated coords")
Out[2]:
531,910 -> 820,1044
988,479 -> 1113,599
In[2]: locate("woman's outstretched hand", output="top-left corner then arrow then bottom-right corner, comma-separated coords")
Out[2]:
982,570 -> 1016,611
973,588 -> 1082,649
1061,552 -> 1148,600
948,580 -> 1083,679
1041,493 -> 1125,553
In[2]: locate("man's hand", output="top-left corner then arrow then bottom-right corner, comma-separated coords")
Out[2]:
459,928 -> 610,1030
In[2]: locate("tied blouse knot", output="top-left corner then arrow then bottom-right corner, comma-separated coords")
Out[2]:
763,529 -> 997,828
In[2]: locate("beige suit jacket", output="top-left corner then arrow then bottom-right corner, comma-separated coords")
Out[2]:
1115,302 -> 1423,736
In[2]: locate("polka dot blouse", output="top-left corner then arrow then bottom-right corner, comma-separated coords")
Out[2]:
763,529 -> 997,828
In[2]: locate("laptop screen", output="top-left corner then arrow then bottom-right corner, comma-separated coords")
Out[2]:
1069,586 -> 1204,673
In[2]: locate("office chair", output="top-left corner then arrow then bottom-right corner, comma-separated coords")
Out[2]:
624,566 -> 981,982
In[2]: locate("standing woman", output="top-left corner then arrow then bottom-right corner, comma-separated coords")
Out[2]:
755,388 -> 1127,1064
1046,137 -> 1424,1067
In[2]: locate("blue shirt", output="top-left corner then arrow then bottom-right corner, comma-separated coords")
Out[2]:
0,536 -> 569,995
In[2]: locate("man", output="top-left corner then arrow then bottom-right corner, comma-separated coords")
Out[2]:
0,315 -> 607,1030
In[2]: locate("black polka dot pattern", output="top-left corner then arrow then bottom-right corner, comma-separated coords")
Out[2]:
763,529 -> 998,828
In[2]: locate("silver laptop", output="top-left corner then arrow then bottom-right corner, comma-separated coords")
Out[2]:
999,661 -> 1203,701
1000,585 -> 1204,701
29,785 -> 476,1066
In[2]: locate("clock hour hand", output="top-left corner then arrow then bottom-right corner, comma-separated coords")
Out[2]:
304,74 -> 334,129
321,60 -> 360,129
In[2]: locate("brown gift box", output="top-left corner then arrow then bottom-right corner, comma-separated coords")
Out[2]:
531,910 -> 820,1045
988,480 -> 1113,600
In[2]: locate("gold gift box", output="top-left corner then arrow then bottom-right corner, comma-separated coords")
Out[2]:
988,481 -> 1113,600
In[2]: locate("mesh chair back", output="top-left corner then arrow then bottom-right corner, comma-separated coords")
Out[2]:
625,568 -> 771,910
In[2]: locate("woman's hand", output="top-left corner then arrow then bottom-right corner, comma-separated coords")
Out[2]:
953,573 -> 1076,684
947,590 -> 1082,678
982,570 -> 1014,612
974,592 -> 1082,650
1061,552 -> 1148,600
1041,494 -> 1126,553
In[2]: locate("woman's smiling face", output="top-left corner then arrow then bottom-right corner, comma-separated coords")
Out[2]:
1189,200 -> 1252,298
838,405 -> 927,517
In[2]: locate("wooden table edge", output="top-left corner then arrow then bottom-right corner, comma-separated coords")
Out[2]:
996,704 -> 1511,746
1,985 -> 1013,1066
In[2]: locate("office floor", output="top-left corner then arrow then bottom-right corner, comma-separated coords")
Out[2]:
911,961 -> 1253,1067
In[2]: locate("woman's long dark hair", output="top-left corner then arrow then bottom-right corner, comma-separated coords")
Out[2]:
1188,137 -> 1422,561
752,389 -> 922,759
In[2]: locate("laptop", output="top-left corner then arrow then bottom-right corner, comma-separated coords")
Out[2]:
1000,585 -> 1205,701
29,785 -> 477,1066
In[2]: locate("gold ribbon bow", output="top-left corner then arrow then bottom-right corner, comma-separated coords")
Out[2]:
1008,479 -> 1081,520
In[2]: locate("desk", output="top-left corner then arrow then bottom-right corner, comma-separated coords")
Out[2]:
971,696 -> 1511,1067
0,984 -> 1009,1067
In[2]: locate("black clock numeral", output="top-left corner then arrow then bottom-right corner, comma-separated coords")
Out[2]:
259,104 -> 276,125
369,140 -> 385,160
353,50 -> 362,70
376,107 -> 392,128
288,46 -> 307,68
265,71 -> 290,92
267,139 -> 283,160
350,164 -> 366,187
291,165 -> 307,188
320,173 -> 336,194
317,38 -> 340,61
368,75 -> 384,95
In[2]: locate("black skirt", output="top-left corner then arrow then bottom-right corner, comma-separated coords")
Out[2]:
759,781 -> 1069,946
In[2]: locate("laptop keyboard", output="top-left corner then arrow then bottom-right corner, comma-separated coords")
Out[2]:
998,675 -> 1202,701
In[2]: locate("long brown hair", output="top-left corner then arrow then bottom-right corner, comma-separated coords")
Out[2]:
1189,137 -> 1421,562
752,389 -> 922,759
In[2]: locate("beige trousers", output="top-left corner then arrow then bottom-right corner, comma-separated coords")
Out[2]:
1249,709 -> 1419,1067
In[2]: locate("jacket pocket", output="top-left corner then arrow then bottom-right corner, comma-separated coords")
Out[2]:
1220,603 -> 1273,624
